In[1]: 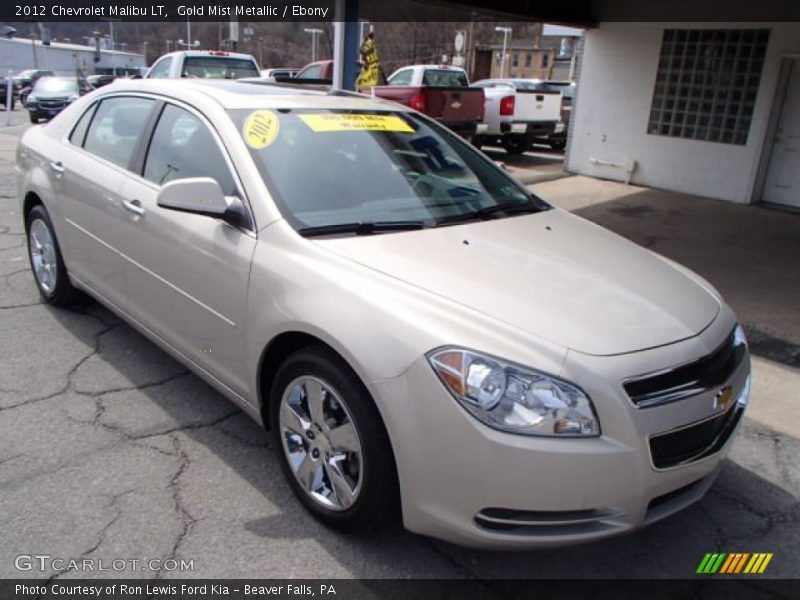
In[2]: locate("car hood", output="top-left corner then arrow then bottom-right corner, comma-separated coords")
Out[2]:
32,91 -> 74,99
316,209 -> 720,356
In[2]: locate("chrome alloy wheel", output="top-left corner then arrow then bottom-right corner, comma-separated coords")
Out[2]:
28,218 -> 58,295
279,376 -> 364,511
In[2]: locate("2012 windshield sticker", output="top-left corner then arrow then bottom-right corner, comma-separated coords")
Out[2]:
243,110 -> 280,150
299,114 -> 415,133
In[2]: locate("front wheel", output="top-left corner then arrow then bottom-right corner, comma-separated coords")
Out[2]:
28,111 -> 39,124
270,346 -> 399,532
26,204 -> 81,306
549,139 -> 567,151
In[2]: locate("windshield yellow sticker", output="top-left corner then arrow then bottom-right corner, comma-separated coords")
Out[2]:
243,110 -> 280,149
299,113 -> 414,133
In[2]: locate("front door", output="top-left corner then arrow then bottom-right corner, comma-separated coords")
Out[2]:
117,103 -> 257,399
763,60 -> 800,208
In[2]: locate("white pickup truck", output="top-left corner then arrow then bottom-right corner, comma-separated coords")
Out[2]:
145,50 -> 261,80
471,79 -> 563,154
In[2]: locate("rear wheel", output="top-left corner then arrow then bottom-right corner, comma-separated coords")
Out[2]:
26,204 -> 81,306
270,346 -> 399,531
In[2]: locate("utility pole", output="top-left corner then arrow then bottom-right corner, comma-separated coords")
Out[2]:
186,18 -> 191,49
304,28 -> 323,63
495,26 -> 512,78
109,22 -> 116,76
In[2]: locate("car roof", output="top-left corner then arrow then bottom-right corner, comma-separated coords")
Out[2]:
97,78 -> 412,112
159,50 -> 257,61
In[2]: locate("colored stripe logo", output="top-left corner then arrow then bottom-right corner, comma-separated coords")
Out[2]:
697,553 -> 773,574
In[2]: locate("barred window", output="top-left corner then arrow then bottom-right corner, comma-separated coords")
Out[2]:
648,29 -> 769,145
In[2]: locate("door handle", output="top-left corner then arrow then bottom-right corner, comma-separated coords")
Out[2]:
49,161 -> 65,176
121,198 -> 146,217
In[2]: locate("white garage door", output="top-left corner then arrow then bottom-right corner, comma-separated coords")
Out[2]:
763,60 -> 800,208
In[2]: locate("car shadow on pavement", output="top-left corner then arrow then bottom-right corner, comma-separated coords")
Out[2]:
39,297 -> 800,579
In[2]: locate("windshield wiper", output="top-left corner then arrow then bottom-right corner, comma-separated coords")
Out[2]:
434,200 -> 543,226
297,220 -> 426,237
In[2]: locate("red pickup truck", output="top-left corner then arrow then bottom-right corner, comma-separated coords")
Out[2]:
292,61 -> 486,139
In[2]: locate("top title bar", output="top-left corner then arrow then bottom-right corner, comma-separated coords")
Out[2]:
1,0 -> 798,22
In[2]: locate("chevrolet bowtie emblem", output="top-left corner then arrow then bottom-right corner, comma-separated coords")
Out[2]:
714,385 -> 734,412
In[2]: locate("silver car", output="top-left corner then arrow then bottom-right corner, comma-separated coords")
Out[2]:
16,79 -> 751,549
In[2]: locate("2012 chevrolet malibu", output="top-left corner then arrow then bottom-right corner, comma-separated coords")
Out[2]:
16,79 -> 751,548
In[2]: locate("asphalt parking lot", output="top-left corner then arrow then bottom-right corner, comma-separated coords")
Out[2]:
1,108 -> 797,582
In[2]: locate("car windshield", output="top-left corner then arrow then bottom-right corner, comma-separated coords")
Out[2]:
33,78 -> 79,94
422,69 -> 469,87
230,109 -> 549,234
182,57 -> 260,79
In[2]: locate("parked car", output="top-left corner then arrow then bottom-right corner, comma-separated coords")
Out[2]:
17,79 -> 751,549
0,77 -> 14,110
471,78 -> 562,154
86,74 -> 117,88
293,60 -> 334,83
7,70 -> 55,110
12,69 -> 54,94
371,64 -> 487,139
26,77 -> 92,123
261,68 -> 298,81
145,50 -> 260,79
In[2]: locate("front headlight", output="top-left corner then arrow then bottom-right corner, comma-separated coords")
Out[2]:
733,324 -> 750,408
428,348 -> 600,437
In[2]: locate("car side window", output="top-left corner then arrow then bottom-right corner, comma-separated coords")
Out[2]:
69,103 -> 97,147
143,104 -> 237,196
298,64 -> 322,79
83,97 -> 156,169
148,57 -> 172,78
388,69 -> 413,86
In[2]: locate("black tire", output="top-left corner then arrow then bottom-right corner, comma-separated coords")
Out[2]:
549,139 -> 567,151
502,135 -> 530,155
28,111 -> 39,124
270,346 -> 399,532
25,204 -> 81,306
470,135 -> 484,149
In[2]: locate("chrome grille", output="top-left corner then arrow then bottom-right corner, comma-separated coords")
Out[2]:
623,328 -> 746,408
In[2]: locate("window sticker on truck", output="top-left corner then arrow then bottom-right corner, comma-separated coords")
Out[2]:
243,110 -> 280,149
298,113 -> 415,133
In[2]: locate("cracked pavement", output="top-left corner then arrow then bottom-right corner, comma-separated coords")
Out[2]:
0,110 -> 797,582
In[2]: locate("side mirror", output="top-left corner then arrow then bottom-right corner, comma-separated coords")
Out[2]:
157,177 -> 227,217
157,178 -> 249,228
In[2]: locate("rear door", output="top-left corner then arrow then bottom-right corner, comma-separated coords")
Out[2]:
56,95 -> 158,310
116,102 -> 257,396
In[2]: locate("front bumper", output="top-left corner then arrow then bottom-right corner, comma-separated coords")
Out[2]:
371,310 -> 749,549
29,106 -> 66,119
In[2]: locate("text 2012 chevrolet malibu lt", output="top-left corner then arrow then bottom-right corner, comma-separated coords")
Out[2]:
16,80 -> 751,548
